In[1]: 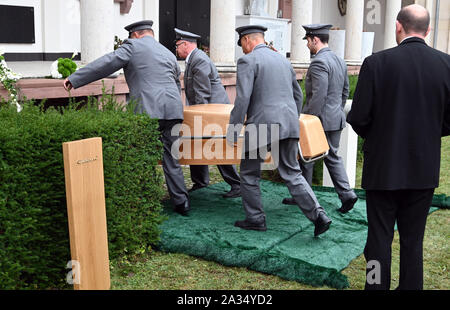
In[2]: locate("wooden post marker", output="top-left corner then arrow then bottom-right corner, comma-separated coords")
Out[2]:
63,137 -> 110,290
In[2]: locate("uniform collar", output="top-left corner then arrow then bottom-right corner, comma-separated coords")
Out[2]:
399,36 -> 426,46
253,43 -> 268,51
315,46 -> 331,56
186,48 -> 198,64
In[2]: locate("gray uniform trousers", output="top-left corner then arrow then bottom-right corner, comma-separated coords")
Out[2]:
240,138 -> 325,223
190,165 -> 240,188
158,119 -> 189,205
300,129 -> 356,202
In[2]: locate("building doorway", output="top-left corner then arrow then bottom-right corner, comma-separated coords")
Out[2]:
159,0 -> 211,57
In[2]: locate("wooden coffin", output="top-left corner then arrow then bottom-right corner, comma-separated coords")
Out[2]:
177,104 -> 329,165
178,104 -> 243,165
298,114 -> 330,162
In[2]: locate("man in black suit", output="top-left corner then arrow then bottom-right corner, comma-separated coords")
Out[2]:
347,4 -> 449,290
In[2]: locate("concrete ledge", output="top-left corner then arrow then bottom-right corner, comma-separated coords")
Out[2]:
1,65 -> 361,105
0,75 -> 129,102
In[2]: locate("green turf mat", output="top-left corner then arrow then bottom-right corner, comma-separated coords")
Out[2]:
158,180 -> 442,289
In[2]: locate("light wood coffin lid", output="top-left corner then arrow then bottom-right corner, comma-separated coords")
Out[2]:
63,137 -> 110,290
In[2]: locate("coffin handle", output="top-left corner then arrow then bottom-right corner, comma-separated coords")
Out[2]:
298,142 -> 329,163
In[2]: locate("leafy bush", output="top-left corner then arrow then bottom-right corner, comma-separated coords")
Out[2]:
0,96 -> 165,289
348,74 -> 359,100
57,58 -> 77,78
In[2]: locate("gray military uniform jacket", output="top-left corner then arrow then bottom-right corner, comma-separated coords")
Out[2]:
303,47 -> 349,131
227,44 -> 303,148
68,36 -> 184,120
184,48 -> 230,105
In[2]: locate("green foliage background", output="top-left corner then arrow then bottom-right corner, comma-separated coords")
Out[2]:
0,98 -> 165,289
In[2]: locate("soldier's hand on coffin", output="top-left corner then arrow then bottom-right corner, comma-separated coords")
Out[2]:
63,78 -> 73,91
226,126 -> 240,147
226,136 -> 238,147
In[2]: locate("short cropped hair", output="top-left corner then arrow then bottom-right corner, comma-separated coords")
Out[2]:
135,29 -> 154,36
247,32 -> 265,41
306,34 -> 329,44
397,7 -> 430,35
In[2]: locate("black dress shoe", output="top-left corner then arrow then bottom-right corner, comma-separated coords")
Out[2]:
222,187 -> 241,198
282,197 -> 297,205
338,196 -> 358,214
188,184 -> 207,193
174,200 -> 190,216
314,212 -> 332,237
234,219 -> 267,231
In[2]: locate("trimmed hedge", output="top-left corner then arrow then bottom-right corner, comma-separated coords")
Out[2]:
0,98 -> 165,289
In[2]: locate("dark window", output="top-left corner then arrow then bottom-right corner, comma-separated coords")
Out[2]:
0,5 -> 35,43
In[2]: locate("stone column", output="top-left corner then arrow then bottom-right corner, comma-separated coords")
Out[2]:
80,0 -> 114,64
424,0 -> 434,46
345,0 -> 364,62
267,0 -> 279,18
210,0 -> 236,71
448,27 -> 450,54
290,0 -> 313,67
384,0 -> 402,49
144,0 -> 159,41
436,0 -> 449,52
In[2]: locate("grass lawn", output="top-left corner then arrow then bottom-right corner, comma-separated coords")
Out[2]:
110,136 -> 449,290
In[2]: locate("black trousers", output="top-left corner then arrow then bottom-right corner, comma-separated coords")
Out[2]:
364,189 -> 434,290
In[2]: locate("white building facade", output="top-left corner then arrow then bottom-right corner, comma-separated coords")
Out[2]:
0,0 -> 448,189
0,0 -> 448,66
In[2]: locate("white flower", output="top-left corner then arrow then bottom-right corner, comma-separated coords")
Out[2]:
50,60 -> 62,79
0,56 -> 23,112
71,51 -> 78,59
9,95 -> 22,112
0,48 -> 4,56
14,101 -> 22,113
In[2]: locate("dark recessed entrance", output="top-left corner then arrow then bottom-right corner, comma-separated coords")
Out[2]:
159,0 -> 211,56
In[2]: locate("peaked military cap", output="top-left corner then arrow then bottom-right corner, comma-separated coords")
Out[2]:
235,25 -> 268,46
302,24 -> 333,39
124,20 -> 154,35
174,28 -> 201,43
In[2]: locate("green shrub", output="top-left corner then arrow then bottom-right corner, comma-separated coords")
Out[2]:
0,97 -> 165,289
347,75 -> 364,164
57,58 -> 77,78
348,74 -> 359,100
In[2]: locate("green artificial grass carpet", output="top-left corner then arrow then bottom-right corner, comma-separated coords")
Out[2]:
158,180 -> 446,289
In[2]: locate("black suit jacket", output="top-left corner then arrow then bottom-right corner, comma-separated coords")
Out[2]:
347,37 -> 450,190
